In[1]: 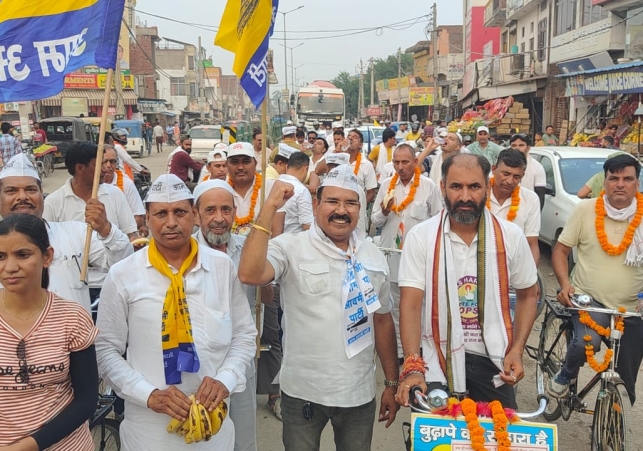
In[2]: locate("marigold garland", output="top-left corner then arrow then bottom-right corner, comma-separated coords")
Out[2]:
228,172 -> 261,227
486,178 -> 520,222
388,167 -> 421,214
579,307 -> 626,372
436,398 -> 517,450
353,152 -> 362,176
115,169 -> 124,191
595,190 -> 643,256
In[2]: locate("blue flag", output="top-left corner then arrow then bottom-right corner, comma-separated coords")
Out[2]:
0,0 -> 126,103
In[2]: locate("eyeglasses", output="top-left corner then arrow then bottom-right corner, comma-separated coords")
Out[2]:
511,133 -> 529,140
321,199 -> 360,211
308,137 -> 316,142
16,339 -> 29,384
102,159 -> 118,166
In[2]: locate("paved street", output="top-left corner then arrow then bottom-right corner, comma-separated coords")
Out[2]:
42,146 -> 643,450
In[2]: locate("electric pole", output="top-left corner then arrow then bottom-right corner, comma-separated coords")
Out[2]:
198,36 -> 205,122
432,3 -> 438,121
397,47 -> 402,121
369,58 -> 375,110
358,59 -> 365,118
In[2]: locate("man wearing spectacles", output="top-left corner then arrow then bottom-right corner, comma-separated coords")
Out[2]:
509,134 -> 546,209
239,165 -> 399,451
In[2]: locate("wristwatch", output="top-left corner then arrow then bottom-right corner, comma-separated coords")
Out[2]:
384,379 -> 400,387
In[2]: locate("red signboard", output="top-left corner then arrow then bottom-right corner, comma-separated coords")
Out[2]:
365,106 -> 382,116
64,74 -> 99,89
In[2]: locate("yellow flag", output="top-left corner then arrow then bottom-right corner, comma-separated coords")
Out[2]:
215,0 -> 274,78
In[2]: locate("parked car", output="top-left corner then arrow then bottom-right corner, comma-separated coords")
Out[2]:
529,146 -> 643,266
188,124 -> 222,162
39,117 -> 113,164
113,120 -> 146,158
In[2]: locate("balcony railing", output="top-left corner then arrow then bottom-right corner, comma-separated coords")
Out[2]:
484,0 -> 507,28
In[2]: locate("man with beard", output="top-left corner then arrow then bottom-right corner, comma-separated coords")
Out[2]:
167,136 -> 203,191
192,179 -> 272,451
395,153 -> 538,409
0,154 -> 133,312
238,166 -> 399,451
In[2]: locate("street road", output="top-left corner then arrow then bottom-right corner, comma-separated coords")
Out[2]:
42,146 -> 643,450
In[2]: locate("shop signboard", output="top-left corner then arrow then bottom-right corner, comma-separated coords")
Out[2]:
378,90 -> 389,101
565,66 -> 643,95
64,72 -> 134,89
138,99 -> 167,113
61,98 -> 88,117
388,78 -> 399,90
411,414 -> 558,451
409,87 -> 435,106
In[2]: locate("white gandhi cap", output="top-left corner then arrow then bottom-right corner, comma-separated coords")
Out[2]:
145,174 -> 194,204
321,164 -> 359,194
193,179 -> 236,204
277,143 -> 300,159
282,126 -> 297,136
0,154 -> 40,181
325,153 -> 350,165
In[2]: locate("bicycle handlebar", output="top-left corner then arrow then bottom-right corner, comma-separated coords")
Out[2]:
569,295 -> 642,318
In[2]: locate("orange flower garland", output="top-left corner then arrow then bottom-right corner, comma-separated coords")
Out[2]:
595,190 -> 643,256
461,399 -> 486,451
353,152 -> 362,176
579,307 -> 626,373
486,178 -> 520,222
489,401 -> 511,451
228,172 -> 261,227
388,167 -> 421,214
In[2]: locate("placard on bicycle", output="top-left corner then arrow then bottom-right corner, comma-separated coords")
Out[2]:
410,413 -> 558,451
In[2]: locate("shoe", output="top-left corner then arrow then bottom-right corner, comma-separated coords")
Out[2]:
267,395 -> 282,421
547,371 -> 570,398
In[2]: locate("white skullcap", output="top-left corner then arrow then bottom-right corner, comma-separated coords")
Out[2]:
282,125 -> 296,136
193,179 -> 236,204
226,142 -> 255,159
0,154 -> 40,181
145,174 -> 194,204
325,153 -> 350,165
207,150 -> 227,163
277,143 -> 300,159
286,120 -> 294,125
321,164 -> 359,194
332,121 -> 343,129
214,142 -> 229,152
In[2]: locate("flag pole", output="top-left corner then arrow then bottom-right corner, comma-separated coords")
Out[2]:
254,77 -> 269,359
80,69 -> 115,281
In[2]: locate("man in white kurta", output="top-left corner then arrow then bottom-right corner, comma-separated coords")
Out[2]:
488,148 -> 541,264
0,154 -> 133,313
426,132 -> 470,186
276,150 -> 314,235
345,129 -> 378,203
96,175 -> 256,451
371,143 -> 442,359
509,133 -> 546,208
237,166 -> 400,451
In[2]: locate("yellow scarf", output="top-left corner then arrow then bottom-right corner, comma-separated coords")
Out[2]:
148,237 -> 200,384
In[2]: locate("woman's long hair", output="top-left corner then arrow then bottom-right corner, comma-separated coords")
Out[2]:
0,214 -> 51,289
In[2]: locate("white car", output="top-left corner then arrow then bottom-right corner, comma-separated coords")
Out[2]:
529,146 -> 642,266
188,125 -> 222,162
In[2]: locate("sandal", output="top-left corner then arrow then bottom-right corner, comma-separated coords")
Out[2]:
267,395 -> 282,421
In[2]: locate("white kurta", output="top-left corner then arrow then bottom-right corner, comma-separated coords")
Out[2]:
108,171 -> 145,216
95,246 -> 257,451
521,154 -> 547,191
489,186 -> 541,238
277,174 -> 313,234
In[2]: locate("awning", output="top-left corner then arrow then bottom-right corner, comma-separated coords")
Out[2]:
41,89 -> 138,107
555,60 -> 643,78
478,80 -> 539,101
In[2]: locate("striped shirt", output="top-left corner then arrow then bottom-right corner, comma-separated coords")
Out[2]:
0,292 -> 98,450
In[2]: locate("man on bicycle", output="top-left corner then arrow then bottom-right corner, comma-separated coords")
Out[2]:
549,154 -> 643,404
396,153 -> 539,409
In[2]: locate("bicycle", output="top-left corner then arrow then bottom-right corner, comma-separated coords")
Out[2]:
528,294 -> 640,451
89,395 -> 121,451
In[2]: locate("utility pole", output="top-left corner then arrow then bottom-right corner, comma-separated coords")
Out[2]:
397,47 -> 402,121
358,59 -> 365,118
432,3 -> 438,121
370,58 -> 375,109
198,36 -> 205,122
115,53 -> 124,118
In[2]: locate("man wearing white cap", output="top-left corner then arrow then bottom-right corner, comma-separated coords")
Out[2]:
371,143 -> 442,361
0,154 -> 133,312
192,179 -> 271,451
238,166 -> 399,451
343,129 -> 378,205
273,151 -> 313,236
326,121 -> 345,148
265,143 -> 297,180
226,142 -> 275,236
325,153 -> 368,234
467,126 -> 502,165
96,174 -> 256,451
198,144 -> 228,183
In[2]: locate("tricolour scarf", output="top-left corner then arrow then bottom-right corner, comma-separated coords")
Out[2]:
424,209 -> 512,393
148,237 -> 200,384
308,221 -> 381,358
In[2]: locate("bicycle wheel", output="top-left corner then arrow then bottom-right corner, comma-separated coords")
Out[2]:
90,418 -> 121,451
536,310 -> 570,421
43,154 -> 54,176
591,381 -> 633,451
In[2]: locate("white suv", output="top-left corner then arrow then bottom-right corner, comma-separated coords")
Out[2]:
188,125 -> 222,162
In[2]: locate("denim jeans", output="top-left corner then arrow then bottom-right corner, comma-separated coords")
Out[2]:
281,392 -> 376,451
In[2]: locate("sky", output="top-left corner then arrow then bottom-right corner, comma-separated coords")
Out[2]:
133,0 -> 464,93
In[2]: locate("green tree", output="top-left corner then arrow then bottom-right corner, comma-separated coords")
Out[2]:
331,52 -> 414,118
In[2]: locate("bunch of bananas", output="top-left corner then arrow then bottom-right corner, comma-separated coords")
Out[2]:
166,395 -> 228,444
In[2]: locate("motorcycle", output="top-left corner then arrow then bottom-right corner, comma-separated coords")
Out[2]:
133,164 -> 152,200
